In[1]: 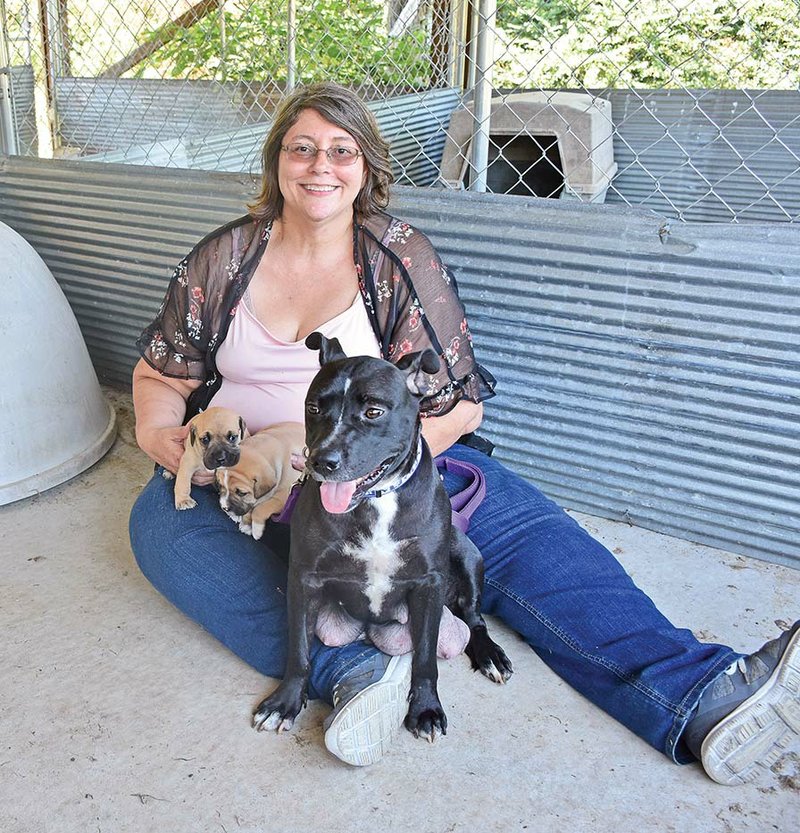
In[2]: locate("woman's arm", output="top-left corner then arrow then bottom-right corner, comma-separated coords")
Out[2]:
132,358 -> 210,482
421,399 -> 484,458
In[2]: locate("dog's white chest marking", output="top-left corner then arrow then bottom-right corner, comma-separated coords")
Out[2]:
342,494 -> 403,617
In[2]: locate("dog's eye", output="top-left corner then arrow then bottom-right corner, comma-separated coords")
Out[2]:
227,432 -> 237,443
200,434 -> 211,446
235,488 -> 247,497
306,403 -> 320,415
364,407 -> 384,420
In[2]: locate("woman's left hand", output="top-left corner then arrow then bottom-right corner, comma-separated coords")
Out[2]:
421,400 -> 483,458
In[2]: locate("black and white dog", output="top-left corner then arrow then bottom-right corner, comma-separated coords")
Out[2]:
252,332 -> 512,743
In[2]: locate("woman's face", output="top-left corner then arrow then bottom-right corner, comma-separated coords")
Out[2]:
277,108 -> 367,226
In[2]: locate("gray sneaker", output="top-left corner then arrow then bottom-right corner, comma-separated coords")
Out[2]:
323,653 -> 412,766
684,620 -> 800,785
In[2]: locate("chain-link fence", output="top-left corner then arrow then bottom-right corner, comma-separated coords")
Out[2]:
1,0 -> 799,221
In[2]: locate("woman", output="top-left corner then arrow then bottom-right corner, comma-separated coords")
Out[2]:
129,82 -> 799,780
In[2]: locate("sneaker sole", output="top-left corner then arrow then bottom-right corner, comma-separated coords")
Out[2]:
324,654 -> 412,767
701,626 -> 800,785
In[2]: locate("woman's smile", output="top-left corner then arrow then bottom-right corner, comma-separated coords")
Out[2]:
279,109 -> 366,223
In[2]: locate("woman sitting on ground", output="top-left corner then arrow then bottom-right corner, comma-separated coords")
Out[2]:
129,81 -> 799,781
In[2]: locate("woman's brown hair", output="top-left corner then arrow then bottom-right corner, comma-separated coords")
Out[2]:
248,82 -> 394,222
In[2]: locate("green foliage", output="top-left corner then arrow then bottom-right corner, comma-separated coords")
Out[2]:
140,0 -> 430,87
493,0 -> 800,89
123,0 -> 800,90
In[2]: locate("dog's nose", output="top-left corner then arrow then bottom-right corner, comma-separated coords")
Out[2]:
312,451 -> 342,475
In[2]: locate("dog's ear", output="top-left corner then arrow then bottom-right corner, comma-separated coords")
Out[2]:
189,424 -> 197,446
396,349 -> 440,396
253,476 -> 276,500
305,331 -> 347,366
238,417 -> 247,440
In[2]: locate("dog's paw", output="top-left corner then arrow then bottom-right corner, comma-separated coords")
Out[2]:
250,521 -> 265,540
405,687 -> 447,743
467,632 -> 514,684
405,705 -> 447,743
252,707 -> 295,733
175,496 -> 197,511
161,470 -> 175,481
252,684 -> 306,733
238,519 -> 253,535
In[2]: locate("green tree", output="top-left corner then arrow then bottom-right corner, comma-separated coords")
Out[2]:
493,0 -> 800,89
141,0 -> 430,88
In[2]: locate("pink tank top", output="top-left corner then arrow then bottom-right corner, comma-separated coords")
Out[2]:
209,290 -> 381,433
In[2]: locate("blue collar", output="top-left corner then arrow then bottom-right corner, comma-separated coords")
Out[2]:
357,436 -> 424,502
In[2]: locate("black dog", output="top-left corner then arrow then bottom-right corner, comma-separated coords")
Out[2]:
252,333 -> 512,743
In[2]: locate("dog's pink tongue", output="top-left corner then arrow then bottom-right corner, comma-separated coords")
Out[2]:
319,480 -> 358,514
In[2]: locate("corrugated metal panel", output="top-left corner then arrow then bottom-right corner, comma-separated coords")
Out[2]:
55,77 -> 262,153
80,89 -> 460,186
8,66 -> 37,155
0,156 -> 798,569
597,89 -> 800,223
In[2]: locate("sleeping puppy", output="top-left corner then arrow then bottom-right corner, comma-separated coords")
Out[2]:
216,421 -> 306,540
173,407 -> 247,510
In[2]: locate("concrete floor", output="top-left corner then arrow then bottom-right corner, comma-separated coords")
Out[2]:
1,389 -> 798,833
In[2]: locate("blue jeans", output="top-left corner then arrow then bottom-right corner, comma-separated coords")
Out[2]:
129,443 -> 738,763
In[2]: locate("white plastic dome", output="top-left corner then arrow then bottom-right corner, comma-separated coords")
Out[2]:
0,221 -> 117,505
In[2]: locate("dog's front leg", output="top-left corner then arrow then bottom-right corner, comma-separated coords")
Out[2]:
173,459 -> 199,510
449,528 -> 513,684
252,567 -> 319,733
404,574 -> 447,742
248,488 -> 293,540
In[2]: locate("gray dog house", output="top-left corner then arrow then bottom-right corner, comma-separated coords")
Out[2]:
0,221 -> 117,505
440,92 -> 618,203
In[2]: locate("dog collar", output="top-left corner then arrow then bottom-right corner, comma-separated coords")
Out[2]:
355,436 -> 424,503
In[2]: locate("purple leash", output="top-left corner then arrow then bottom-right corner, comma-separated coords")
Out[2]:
272,456 -> 486,532
436,456 -> 486,533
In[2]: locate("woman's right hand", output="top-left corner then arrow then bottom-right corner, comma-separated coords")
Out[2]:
132,358 -> 203,476
136,423 -> 190,476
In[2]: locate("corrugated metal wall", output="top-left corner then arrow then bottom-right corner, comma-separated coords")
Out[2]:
79,89 -> 460,186
8,66 -> 36,155
9,78 -> 798,222
598,88 -> 800,223
0,156 -> 798,568
55,78 -> 261,153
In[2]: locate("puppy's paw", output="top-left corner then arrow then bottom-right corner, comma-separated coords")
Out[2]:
175,496 -> 197,510
238,519 -> 253,535
250,521 -> 265,540
162,470 -> 175,481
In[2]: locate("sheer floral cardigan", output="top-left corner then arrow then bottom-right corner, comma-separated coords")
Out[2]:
137,210 -> 496,424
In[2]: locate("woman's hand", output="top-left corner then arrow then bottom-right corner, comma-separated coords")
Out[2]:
132,358 -> 211,482
136,423 -> 190,476
421,399 -> 483,458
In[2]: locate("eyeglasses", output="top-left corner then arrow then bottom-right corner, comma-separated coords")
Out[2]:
281,142 -> 364,167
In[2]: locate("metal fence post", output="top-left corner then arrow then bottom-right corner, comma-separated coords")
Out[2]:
0,0 -> 18,155
468,0 -> 495,192
287,0 -> 296,90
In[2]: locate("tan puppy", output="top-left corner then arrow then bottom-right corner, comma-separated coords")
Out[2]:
216,422 -> 306,540
173,407 -> 247,510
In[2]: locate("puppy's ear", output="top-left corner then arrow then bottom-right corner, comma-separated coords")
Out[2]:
396,349 -> 440,396
305,331 -> 347,366
238,417 -> 246,440
189,424 -> 197,446
253,476 -> 275,500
